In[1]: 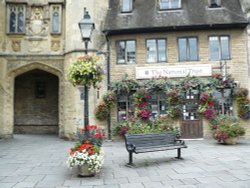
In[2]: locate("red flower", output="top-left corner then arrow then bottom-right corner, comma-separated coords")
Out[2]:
138,102 -> 148,107
208,101 -> 214,107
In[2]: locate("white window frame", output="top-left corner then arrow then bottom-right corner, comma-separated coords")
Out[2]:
6,3 -> 26,34
159,0 -> 182,10
178,37 -> 199,62
209,36 -> 230,61
121,0 -> 133,13
146,39 -> 167,63
116,40 -> 136,64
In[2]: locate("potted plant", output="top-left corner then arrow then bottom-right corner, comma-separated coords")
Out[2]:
209,115 -> 245,145
67,125 -> 105,176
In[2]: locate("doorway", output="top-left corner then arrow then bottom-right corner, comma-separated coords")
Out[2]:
14,69 -> 59,134
181,89 -> 203,139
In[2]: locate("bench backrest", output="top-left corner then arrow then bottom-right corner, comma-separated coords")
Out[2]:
124,132 -> 176,148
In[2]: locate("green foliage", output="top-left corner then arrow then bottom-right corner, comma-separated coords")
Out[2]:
95,92 -> 116,121
110,74 -> 139,95
67,55 -> 104,88
235,88 -> 250,120
112,115 -> 179,136
209,115 -> 245,142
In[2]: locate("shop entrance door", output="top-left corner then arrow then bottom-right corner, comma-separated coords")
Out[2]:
181,89 -> 203,139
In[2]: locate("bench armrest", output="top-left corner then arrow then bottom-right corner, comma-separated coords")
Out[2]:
175,139 -> 186,145
126,143 -> 136,152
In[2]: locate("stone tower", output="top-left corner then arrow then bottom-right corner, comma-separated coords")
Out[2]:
0,0 -> 109,138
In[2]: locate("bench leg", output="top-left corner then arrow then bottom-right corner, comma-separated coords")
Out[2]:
175,148 -> 183,159
126,152 -> 135,167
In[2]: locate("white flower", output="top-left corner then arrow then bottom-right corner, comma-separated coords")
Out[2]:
66,149 -> 104,173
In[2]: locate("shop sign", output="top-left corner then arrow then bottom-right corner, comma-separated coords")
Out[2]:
135,64 -> 212,79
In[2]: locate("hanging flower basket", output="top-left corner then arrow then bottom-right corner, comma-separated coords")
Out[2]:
67,55 -> 104,88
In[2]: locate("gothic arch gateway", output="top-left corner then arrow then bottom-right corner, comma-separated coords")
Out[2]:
5,62 -> 65,137
14,69 -> 59,134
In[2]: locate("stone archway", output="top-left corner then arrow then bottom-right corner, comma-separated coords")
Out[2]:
5,62 -> 64,137
14,69 -> 59,134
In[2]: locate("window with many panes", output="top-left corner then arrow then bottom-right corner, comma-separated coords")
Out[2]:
209,36 -> 230,61
213,89 -> 233,115
117,94 -> 134,121
178,37 -> 198,61
50,5 -> 62,34
121,0 -> 133,13
116,40 -> 136,64
7,4 -> 26,33
159,0 -> 181,10
146,39 -> 167,63
149,92 -> 167,118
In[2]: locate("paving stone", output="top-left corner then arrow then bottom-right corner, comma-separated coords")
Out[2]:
94,185 -> 119,188
12,181 -> 37,188
63,179 -> 81,186
180,178 -> 199,185
1,175 -> 27,183
0,182 -> 17,188
104,177 -> 128,184
120,182 -> 144,188
143,181 -> 165,188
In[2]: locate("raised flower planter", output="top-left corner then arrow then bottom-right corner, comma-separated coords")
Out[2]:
209,115 -> 245,145
67,126 -> 105,177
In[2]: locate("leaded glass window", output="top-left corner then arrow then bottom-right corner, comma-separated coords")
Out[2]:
209,36 -> 230,61
159,0 -> 181,10
7,4 -> 26,33
146,39 -> 167,63
178,37 -> 198,61
116,40 -> 136,64
121,0 -> 133,12
51,5 -> 62,34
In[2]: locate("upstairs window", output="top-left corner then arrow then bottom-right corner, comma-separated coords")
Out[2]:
7,4 -> 26,33
116,40 -> 136,64
159,0 -> 181,10
50,5 -> 62,34
209,36 -> 230,61
178,37 -> 198,61
146,39 -> 167,63
208,0 -> 221,8
121,0 -> 133,13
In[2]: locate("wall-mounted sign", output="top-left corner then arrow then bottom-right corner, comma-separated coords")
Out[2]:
135,64 -> 212,79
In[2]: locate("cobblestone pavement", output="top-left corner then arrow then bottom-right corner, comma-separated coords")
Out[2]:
0,135 -> 250,188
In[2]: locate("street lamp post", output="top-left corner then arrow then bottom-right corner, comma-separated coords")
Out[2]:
78,7 -> 95,136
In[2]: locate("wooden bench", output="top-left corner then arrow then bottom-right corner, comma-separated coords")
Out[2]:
124,132 -> 187,166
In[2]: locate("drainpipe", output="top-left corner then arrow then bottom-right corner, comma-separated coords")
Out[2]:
105,33 -> 112,141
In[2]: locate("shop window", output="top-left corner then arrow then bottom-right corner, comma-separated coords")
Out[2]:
213,89 -> 233,115
50,5 -> 62,34
7,4 -> 26,33
149,92 -> 167,118
159,0 -> 181,10
146,39 -> 167,63
117,94 -> 134,121
116,40 -> 136,64
178,37 -> 198,61
209,36 -> 230,61
121,0 -> 133,13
